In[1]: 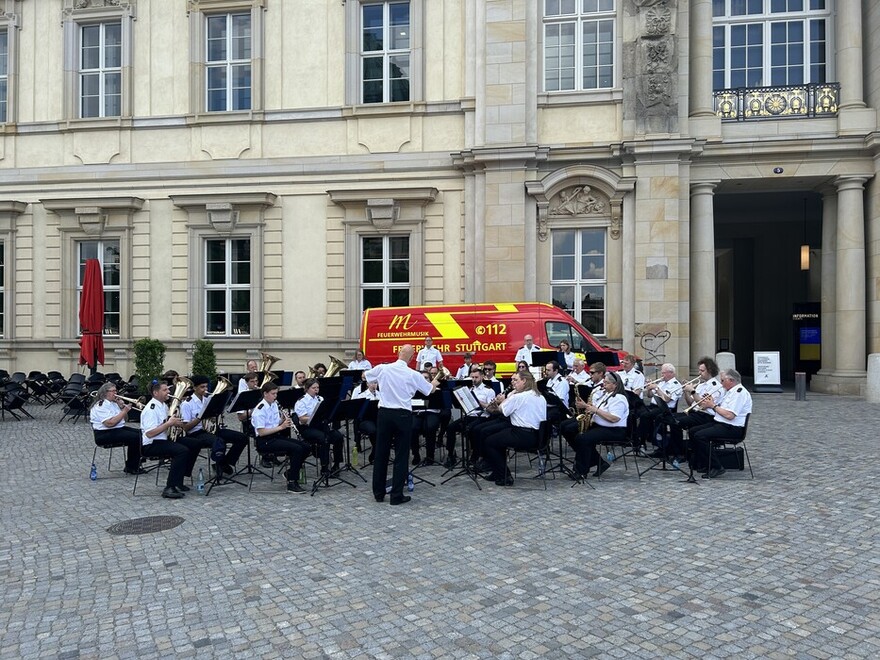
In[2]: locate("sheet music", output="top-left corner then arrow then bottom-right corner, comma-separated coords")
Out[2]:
452,386 -> 480,415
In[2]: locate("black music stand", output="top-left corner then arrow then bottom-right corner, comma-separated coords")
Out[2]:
308,397 -> 357,496
440,383 -> 483,490
407,392 -> 443,487
530,351 -> 557,369
585,350 -> 620,367
332,398 -> 368,484
199,390 -> 247,494
276,387 -> 306,411
228,389 -> 271,481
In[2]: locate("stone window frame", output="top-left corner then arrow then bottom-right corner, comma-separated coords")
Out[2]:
76,237 -> 122,337
549,225 -> 609,337
329,187 -> 437,339
344,0 -> 424,107
0,200 -> 25,340
187,0 -> 265,117
0,1 -> 23,127
61,1 -> 136,122
537,0 -> 623,105
203,236 -> 253,338
42,196 -> 144,340
170,192 -> 275,340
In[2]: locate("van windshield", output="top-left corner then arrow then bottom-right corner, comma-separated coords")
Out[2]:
545,321 -> 600,353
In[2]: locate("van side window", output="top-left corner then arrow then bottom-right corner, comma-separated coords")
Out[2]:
546,322 -> 574,350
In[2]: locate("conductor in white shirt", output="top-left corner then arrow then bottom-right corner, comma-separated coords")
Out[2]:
363,344 -> 440,505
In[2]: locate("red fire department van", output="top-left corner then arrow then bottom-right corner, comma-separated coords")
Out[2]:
359,302 -> 624,375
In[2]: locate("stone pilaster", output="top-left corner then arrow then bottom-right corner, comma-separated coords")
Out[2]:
690,181 -> 718,365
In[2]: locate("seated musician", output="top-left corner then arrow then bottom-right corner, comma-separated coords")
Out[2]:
482,370 -> 547,486
558,340 -> 575,373
293,371 -> 306,388
560,361 -> 606,447
312,363 -> 328,378
416,336 -> 443,372
668,356 -> 722,460
89,382 -> 143,475
180,375 -> 248,476
443,366 -> 495,469
140,380 -> 190,499
348,350 -> 372,370
639,363 -> 681,456
482,360 -> 499,383
620,354 -> 645,396
566,358 -> 590,385
353,380 -> 380,463
689,368 -> 752,479
542,360 -> 570,427
454,352 -> 474,379
411,371 -> 441,466
294,378 -> 344,474
251,382 -> 310,493
571,372 -> 629,478
238,360 -> 259,393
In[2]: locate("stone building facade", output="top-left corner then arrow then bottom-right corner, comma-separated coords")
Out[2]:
0,0 -> 876,394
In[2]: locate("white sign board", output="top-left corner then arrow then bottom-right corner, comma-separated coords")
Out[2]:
753,351 -> 781,385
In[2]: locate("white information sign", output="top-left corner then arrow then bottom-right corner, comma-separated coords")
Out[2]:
753,351 -> 781,385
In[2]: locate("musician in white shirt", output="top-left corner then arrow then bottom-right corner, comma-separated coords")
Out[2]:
620,353 -> 645,395
668,357 -> 723,458
567,358 -> 591,385
571,372 -> 630,479
294,378 -> 345,474
454,352 -> 474,379
238,359 -> 259,393
89,382 -> 143,474
251,382 -> 310,493
416,336 -> 443,372
443,366 -> 496,468
482,370 -> 547,486
690,368 -> 753,479
638,363 -> 681,456
139,380 -> 189,499
348,350 -> 372,370
180,375 -> 248,477
514,334 -> 542,366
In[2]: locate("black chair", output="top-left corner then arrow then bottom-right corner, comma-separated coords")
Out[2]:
704,413 -> 754,479
58,385 -> 90,423
1,382 -> 34,421
132,456 -> 170,495
25,374 -> 53,405
91,429 -> 128,472
0,369 -> 9,384
509,421 -> 551,490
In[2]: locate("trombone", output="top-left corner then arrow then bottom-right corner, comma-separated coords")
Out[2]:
116,394 -> 145,410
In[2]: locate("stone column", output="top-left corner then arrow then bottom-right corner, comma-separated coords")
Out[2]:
688,0 -> 714,117
834,176 -> 867,376
837,0 -> 864,109
690,181 -> 718,363
817,190 -> 837,375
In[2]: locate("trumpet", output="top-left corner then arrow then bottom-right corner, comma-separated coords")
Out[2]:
116,394 -> 145,410
670,375 -> 701,397
685,386 -> 723,413
644,375 -> 665,386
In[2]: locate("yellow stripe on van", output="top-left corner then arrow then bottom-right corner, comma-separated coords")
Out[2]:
493,303 -> 518,313
424,313 -> 470,339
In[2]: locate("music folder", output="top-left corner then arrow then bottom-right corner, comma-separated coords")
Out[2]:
451,384 -> 481,415
277,387 -> 306,411
308,397 -> 334,427
228,389 -> 264,414
202,389 -> 232,420
585,350 -> 620,367
333,398 -> 366,422
529,351 -> 557,368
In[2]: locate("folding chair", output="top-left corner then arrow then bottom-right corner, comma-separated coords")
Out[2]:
91,429 -> 128,472
510,420 -> 551,490
705,413 -> 754,479
2,382 -> 34,421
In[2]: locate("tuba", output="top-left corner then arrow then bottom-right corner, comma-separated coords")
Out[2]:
167,376 -> 193,441
259,352 -> 280,387
325,355 -> 349,378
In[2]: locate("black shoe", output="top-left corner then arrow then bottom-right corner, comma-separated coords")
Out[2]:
594,461 -> 611,477
222,464 -> 234,475
162,487 -> 183,499
443,455 -> 457,470
177,484 -> 191,492
367,451 -> 375,465
390,495 -> 411,505
705,467 -> 726,479
374,494 -> 385,503
124,467 -> 147,475
473,459 -> 491,473
494,473 -> 514,487
420,457 -> 438,467
411,454 -> 421,466
649,449 -> 665,458
261,457 -> 274,468
286,482 -> 306,494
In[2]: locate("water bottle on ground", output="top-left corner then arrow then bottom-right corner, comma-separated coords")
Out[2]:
606,451 -> 614,463
90,463 -> 97,481
407,472 -> 414,492
537,453 -> 546,475
196,467 -> 205,495
351,445 -> 358,467
300,466 -> 307,483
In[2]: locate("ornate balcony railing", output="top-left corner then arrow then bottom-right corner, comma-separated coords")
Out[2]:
714,82 -> 840,121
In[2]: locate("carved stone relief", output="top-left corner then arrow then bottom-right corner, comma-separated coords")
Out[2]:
549,186 -> 607,217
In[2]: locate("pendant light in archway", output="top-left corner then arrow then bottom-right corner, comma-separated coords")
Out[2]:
800,198 -> 810,271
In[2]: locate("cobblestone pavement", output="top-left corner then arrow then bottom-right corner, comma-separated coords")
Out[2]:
1,392 -> 878,659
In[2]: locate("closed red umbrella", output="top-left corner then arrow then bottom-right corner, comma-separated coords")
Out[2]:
79,258 -> 105,370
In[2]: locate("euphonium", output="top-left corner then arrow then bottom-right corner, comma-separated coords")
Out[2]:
167,376 -> 193,441
259,352 -> 281,387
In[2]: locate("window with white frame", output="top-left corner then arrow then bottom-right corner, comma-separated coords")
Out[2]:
361,1 -> 411,103
361,235 -> 410,312
77,240 -> 120,336
543,0 -> 616,92
205,238 -> 251,336
80,22 -> 122,118
206,12 -> 252,112
0,29 -> 8,123
712,0 -> 831,90
550,228 -> 606,336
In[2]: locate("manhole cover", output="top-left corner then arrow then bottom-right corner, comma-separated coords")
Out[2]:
107,516 -> 185,536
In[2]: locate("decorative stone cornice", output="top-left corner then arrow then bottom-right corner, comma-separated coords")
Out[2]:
42,196 -> 144,235
186,0 -> 264,15
63,0 -> 136,20
0,200 -> 27,233
330,188 -> 437,232
171,192 -> 276,233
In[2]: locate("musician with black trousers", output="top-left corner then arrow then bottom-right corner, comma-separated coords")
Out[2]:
89,381 -> 143,475
294,378 -> 344,474
180,375 -> 248,476
363,345 -> 439,506
251,382 -> 310,493
571,372 -> 630,478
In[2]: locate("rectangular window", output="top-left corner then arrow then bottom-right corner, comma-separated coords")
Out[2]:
712,0 -> 830,90
361,235 -> 410,312
550,228 -> 606,336
78,240 -> 121,336
543,0 -> 615,92
79,22 -> 122,118
0,29 -> 7,123
205,238 -> 251,336
206,13 -> 252,112
361,1 -> 410,103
